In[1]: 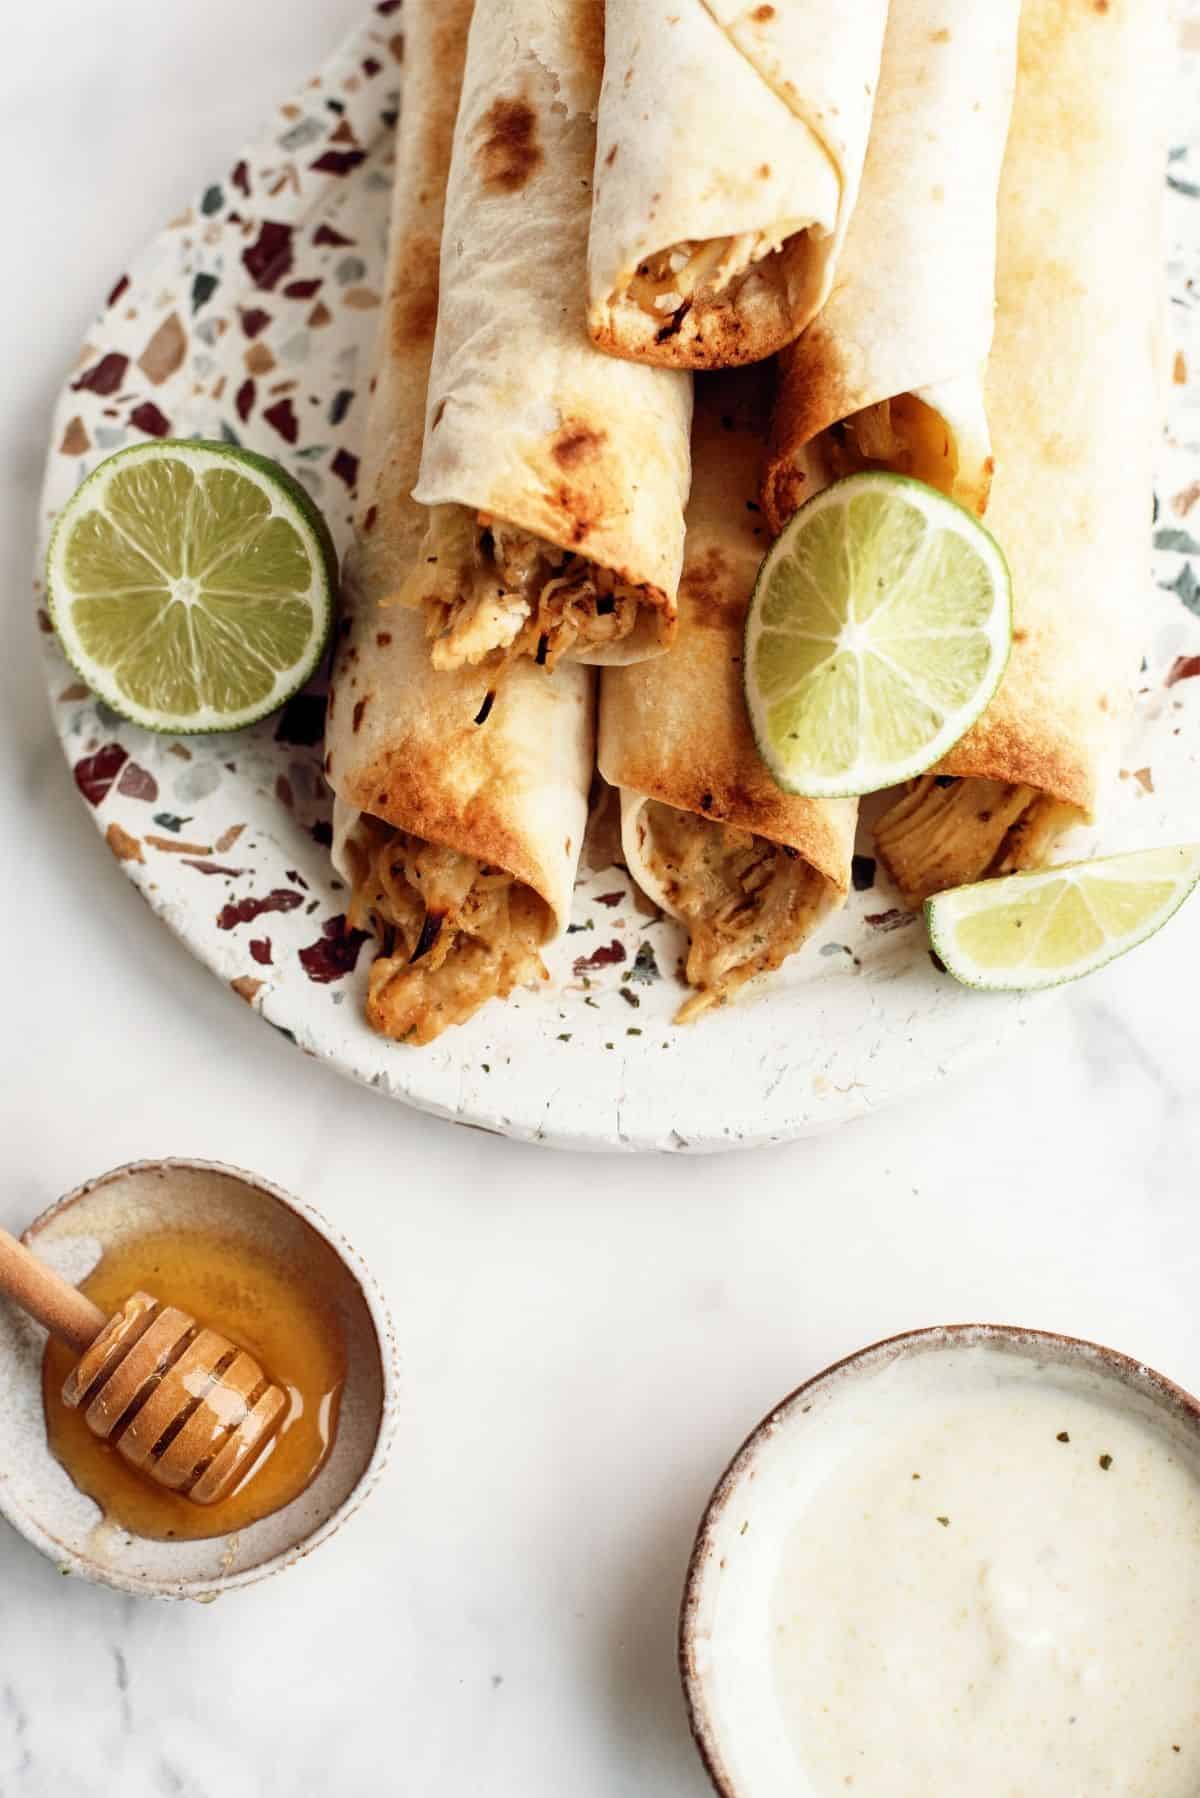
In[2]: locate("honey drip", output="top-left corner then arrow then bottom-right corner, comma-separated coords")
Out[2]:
42,1226 -> 345,1542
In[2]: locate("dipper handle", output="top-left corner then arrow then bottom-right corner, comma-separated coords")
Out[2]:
0,1225 -> 107,1355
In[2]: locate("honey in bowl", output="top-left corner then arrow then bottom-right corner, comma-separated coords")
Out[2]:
42,1225 -> 346,1541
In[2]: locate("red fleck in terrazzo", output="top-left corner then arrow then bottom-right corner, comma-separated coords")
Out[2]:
72,353 -> 129,396
128,401 -> 171,437
116,762 -> 159,803
299,916 -> 370,983
243,221 -> 296,290
263,397 -> 300,443
573,940 -> 628,976
74,745 -> 128,806
217,891 -> 306,931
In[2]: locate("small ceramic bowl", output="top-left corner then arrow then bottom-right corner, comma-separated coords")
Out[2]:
679,1323 -> 1200,1797
0,1158 -> 397,1600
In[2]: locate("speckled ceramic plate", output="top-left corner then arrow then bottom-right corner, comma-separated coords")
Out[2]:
679,1323 -> 1200,1796
34,5 -> 1200,1152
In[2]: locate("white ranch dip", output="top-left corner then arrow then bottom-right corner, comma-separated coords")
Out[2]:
770,1349 -> 1200,1797
685,1339 -> 1200,1798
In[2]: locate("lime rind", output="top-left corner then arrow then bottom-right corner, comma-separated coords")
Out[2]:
47,439 -> 336,735
926,846 -> 1200,993
744,472 -> 1012,800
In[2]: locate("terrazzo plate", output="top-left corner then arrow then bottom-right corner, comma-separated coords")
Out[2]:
34,4 -> 1200,1153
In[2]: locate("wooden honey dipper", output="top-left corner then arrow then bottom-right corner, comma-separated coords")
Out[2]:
0,1225 -> 287,1505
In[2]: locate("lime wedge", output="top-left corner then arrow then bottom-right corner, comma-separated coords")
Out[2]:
926,845 -> 1200,992
743,473 -> 1011,798
47,441 -> 336,733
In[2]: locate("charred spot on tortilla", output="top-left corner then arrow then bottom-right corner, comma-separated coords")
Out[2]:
680,546 -> 739,629
476,95 -> 543,194
751,4 -> 776,19
391,233 -> 440,349
431,398 -> 448,429
571,0 -> 605,83
353,698 -> 368,733
423,21 -> 467,178
409,910 -> 444,964
655,297 -> 692,344
397,288 -> 439,349
474,690 -> 496,727
604,143 -> 619,168
376,631 -> 392,647
546,481 -> 598,545
552,423 -> 608,470
363,505 -> 378,533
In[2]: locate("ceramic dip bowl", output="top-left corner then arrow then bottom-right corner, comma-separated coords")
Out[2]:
680,1324 -> 1200,1798
0,1159 -> 397,1600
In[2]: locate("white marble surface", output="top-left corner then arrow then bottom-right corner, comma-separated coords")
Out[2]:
2,5 -> 1199,1795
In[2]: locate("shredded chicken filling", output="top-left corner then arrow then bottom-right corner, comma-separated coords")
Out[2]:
875,775 -> 1078,908
344,817 -> 548,1045
826,394 -> 959,495
403,505 -> 644,671
626,229 -> 791,326
640,801 -> 827,1022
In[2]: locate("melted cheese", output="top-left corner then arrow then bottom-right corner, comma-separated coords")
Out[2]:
344,819 -> 548,1045
827,392 -> 960,495
875,775 -> 1076,907
402,504 -> 644,670
639,801 -> 828,1020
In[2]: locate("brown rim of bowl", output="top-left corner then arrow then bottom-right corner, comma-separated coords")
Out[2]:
677,1321 -> 1200,1798
12,1155 -> 399,1601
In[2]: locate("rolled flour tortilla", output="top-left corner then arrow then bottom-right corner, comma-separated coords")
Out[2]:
325,0 -> 594,1047
874,0 -> 1168,906
403,0 -> 692,672
587,0 -> 888,370
599,372 -> 855,1020
762,0 -> 1021,530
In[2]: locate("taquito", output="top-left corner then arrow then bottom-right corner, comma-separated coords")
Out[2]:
600,373 -> 855,1020
762,0 -> 1021,529
874,0 -> 1167,906
587,0 -> 888,370
325,0 -> 594,1047
403,0 -> 692,672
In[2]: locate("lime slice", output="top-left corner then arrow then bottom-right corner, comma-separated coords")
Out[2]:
743,472 -> 1012,798
47,440 -> 336,733
926,845 -> 1200,992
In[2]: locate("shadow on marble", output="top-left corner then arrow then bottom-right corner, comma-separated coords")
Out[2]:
596,1486 -> 713,1795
